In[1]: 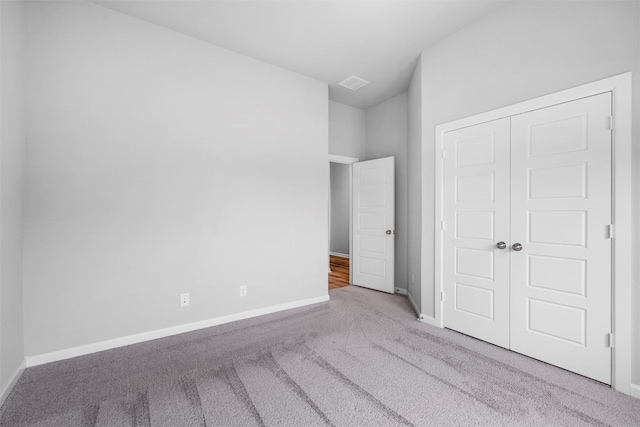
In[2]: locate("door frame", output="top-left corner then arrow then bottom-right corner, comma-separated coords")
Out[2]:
329,154 -> 359,285
430,72 -> 633,395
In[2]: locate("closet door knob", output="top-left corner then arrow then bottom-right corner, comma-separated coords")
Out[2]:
496,241 -> 507,249
512,243 -> 523,251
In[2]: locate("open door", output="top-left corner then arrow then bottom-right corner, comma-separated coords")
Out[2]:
351,157 -> 395,293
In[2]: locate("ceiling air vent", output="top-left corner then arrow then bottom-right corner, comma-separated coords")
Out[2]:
339,75 -> 370,91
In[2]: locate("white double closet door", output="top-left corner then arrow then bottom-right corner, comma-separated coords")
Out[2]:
443,93 -> 613,384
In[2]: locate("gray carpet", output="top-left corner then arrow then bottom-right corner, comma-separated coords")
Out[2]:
1,285 -> 639,426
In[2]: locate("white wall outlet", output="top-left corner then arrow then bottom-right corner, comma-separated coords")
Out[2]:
239,285 -> 247,297
180,293 -> 190,307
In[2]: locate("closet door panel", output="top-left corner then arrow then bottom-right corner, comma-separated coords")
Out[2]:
443,118 -> 511,348
510,93 -> 612,384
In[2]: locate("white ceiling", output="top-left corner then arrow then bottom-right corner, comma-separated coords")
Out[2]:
91,0 -> 508,109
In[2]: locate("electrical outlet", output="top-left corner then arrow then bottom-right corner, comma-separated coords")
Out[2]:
239,285 -> 247,297
180,293 -> 190,307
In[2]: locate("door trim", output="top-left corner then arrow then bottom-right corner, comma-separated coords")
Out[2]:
329,154 -> 359,164
430,72 -> 633,395
329,154 -> 358,285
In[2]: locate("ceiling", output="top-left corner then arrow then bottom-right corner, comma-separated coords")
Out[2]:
91,0 -> 508,110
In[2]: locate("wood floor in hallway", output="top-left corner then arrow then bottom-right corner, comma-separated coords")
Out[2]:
329,255 -> 350,290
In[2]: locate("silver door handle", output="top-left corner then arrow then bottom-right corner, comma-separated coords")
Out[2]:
512,243 -> 523,251
496,241 -> 507,249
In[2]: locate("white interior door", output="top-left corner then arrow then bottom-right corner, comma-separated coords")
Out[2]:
352,157 -> 395,293
443,118 -> 511,348
442,93 -> 613,384
510,93 -> 612,384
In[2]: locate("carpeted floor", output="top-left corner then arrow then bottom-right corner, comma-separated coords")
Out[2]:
1,286 -> 639,426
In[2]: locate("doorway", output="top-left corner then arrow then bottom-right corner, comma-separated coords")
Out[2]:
329,162 -> 351,289
328,154 -> 396,293
328,154 -> 358,290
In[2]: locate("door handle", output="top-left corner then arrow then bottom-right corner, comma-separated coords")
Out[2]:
386,230 -> 395,235
496,241 -> 507,249
512,243 -> 523,251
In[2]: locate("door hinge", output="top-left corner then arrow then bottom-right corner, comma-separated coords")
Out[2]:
608,224 -> 614,239
441,220 -> 446,230
441,291 -> 445,302
441,149 -> 446,159
608,333 -> 614,348
608,116 -> 614,131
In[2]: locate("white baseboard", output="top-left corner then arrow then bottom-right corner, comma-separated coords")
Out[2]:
26,295 -> 330,368
406,291 -> 440,328
394,287 -> 407,296
418,314 -> 440,327
329,252 -> 349,259
0,359 -> 26,407
630,383 -> 640,399
407,292 -> 420,317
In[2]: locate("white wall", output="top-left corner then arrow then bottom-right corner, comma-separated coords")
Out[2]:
414,0 -> 640,383
329,163 -> 349,255
329,101 -> 366,160
407,60 -> 422,310
23,1 -> 328,357
0,0 -> 26,403
366,93 -> 408,291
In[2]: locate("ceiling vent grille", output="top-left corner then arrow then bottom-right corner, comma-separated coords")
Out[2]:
339,75 -> 370,91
